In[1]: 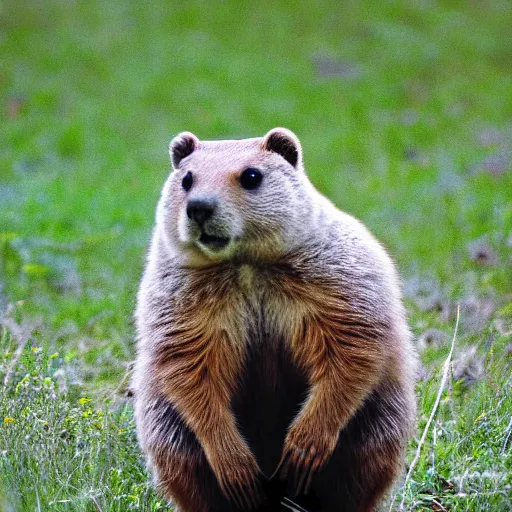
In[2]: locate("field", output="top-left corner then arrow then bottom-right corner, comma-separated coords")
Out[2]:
1,0 -> 511,510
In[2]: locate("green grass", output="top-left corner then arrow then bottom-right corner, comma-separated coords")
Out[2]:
1,0 -> 512,510
0,330 -> 161,511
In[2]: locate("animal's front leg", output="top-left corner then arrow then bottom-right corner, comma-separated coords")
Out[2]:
278,314 -> 384,496
156,323 -> 264,510
278,376 -> 342,495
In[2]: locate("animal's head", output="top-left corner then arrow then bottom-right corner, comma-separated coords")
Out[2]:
158,128 -> 315,265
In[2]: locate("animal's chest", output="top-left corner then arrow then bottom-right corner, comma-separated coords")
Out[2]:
231,266 -> 309,474
234,263 -> 306,343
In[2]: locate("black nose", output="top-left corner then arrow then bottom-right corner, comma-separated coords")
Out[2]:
186,198 -> 216,225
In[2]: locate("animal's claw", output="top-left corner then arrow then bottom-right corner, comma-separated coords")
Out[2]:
276,425 -> 338,497
219,466 -> 265,510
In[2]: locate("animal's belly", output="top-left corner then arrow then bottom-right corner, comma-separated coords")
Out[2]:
231,339 -> 308,476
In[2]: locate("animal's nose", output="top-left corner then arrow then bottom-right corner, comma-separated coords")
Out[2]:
186,198 -> 216,225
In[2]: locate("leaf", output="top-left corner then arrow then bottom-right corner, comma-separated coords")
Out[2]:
22,264 -> 50,277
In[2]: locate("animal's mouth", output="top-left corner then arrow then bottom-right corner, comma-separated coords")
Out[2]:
198,232 -> 230,251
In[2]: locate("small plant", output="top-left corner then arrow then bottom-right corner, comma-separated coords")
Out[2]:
0,323 -> 162,511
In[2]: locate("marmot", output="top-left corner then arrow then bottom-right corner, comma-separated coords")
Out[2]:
133,128 -> 417,512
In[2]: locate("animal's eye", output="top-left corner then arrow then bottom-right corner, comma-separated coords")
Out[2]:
182,171 -> 193,192
239,168 -> 263,190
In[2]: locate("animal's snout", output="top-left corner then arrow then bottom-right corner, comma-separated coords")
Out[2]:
186,198 -> 217,226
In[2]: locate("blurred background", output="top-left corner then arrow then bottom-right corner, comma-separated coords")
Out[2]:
0,1 -> 511,510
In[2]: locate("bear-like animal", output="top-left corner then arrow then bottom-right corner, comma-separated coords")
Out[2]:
133,128 -> 416,512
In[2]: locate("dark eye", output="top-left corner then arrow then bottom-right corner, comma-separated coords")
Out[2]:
182,171 -> 193,192
240,168 -> 263,190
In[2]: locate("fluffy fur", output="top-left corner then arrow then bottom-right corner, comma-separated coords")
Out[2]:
133,128 -> 417,512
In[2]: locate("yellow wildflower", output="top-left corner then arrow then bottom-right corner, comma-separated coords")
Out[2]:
3,417 -> 16,425
475,412 -> 486,423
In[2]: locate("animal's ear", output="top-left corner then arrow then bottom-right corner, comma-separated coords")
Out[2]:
261,127 -> 302,168
169,132 -> 199,169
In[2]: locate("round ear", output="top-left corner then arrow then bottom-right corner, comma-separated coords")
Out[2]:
169,132 -> 199,169
261,127 -> 302,168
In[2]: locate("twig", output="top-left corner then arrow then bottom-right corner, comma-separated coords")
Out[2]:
281,497 -> 310,511
502,415 -> 512,454
35,485 -> 41,512
91,496 -> 104,512
432,498 -> 447,511
389,306 -> 460,511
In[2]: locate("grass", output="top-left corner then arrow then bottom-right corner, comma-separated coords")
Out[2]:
1,0 -> 511,510
0,327 -> 160,511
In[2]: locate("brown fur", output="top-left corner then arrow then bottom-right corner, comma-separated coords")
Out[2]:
133,128 -> 417,512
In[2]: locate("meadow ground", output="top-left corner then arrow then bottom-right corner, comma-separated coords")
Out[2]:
0,1 -> 511,510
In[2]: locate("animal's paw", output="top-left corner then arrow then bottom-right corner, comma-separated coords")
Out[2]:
211,448 -> 265,510
276,422 -> 338,497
